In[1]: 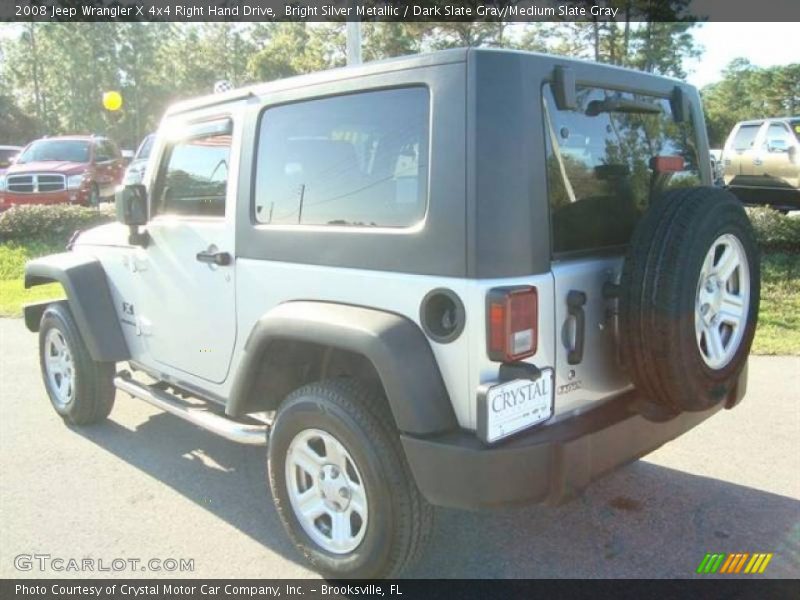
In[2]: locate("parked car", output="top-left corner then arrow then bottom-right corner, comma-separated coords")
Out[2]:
0,145 -> 23,176
0,135 -> 126,208
123,134 -> 155,185
722,117 -> 800,212
24,49 -> 759,578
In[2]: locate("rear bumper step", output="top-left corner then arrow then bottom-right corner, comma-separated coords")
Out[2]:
114,376 -> 267,446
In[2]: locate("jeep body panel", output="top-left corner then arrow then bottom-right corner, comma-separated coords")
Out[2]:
24,252 -> 129,362
228,301 -> 457,435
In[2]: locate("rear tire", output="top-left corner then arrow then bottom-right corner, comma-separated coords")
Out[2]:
268,379 -> 432,578
38,303 -> 115,425
619,187 -> 760,413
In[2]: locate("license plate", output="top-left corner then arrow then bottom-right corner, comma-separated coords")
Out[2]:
477,369 -> 554,444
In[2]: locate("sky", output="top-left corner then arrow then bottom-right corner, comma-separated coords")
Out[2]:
685,22 -> 800,88
1,22 -> 798,90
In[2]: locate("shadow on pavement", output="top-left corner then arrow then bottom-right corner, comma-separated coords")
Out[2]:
75,409 -> 800,579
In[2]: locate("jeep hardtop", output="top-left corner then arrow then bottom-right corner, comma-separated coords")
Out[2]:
24,48 -> 760,578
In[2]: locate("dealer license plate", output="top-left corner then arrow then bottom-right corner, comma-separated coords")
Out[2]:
477,369 -> 554,444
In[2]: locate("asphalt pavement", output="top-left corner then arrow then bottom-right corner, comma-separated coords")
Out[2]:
1,318 -> 798,578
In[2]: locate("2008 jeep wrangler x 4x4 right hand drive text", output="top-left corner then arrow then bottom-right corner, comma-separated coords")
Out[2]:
24,49 -> 759,578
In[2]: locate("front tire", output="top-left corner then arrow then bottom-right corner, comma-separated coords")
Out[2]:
268,379 -> 432,578
38,303 -> 115,425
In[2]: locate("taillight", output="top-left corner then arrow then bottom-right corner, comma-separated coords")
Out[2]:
486,286 -> 538,362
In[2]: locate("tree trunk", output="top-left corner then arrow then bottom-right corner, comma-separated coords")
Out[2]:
28,23 -> 43,131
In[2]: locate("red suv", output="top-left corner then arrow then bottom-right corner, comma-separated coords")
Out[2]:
0,135 -> 126,208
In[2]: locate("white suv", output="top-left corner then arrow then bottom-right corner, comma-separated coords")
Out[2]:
24,49 -> 760,578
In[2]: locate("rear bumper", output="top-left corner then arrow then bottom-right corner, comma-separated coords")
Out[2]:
726,185 -> 800,210
402,366 -> 747,510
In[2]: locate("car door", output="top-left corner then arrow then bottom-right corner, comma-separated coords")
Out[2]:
724,122 -> 762,185
93,141 -> 115,196
762,122 -> 797,188
106,140 -> 126,189
131,116 -> 238,384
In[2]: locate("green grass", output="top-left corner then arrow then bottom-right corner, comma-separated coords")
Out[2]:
752,253 -> 800,355
0,241 -> 797,355
0,279 -> 64,317
0,240 -> 65,317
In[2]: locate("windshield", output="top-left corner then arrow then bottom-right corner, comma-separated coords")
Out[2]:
791,120 -> 800,143
136,135 -> 155,161
18,140 -> 90,164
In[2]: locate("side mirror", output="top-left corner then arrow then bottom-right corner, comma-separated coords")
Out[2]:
766,139 -> 789,153
115,184 -> 149,246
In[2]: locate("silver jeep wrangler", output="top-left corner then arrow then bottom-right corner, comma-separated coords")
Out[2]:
24,49 -> 759,578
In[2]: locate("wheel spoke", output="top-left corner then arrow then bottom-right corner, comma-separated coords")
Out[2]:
295,487 -> 325,519
292,443 -> 325,477
323,436 -> 348,471
349,484 -> 367,519
715,244 -> 739,282
705,325 -> 725,361
695,311 -> 704,347
719,293 -> 745,326
330,510 -> 352,546
45,353 -> 62,374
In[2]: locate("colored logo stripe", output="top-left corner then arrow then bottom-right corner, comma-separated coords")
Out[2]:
697,553 -> 773,574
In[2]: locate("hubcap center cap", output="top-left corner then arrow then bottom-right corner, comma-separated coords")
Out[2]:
700,276 -> 723,324
319,464 -> 350,512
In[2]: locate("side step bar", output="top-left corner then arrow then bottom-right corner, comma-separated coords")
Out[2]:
114,376 -> 267,446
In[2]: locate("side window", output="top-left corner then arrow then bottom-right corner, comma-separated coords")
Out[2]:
153,121 -> 232,218
766,123 -> 792,145
95,141 -> 112,162
543,84 -> 700,254
254,87 -> 429,227
732,124 -> 761,151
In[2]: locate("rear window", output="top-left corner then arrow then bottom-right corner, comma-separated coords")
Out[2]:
543,84 -> 701,254
731,124 -> 761,151
254,87 -> 429,228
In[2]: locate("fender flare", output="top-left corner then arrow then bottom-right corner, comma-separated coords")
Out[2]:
24,253 -> 130,362
227,301 -> 458,436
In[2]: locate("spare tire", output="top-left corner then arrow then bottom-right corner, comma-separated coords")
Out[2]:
619,187 -> 760,413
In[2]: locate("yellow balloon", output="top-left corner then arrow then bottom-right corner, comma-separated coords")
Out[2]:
102,91 -> 123,111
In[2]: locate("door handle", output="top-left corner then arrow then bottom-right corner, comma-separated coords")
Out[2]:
753,158 -> 763,166
196,249 -> 232,266
567,290 -> 587,365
